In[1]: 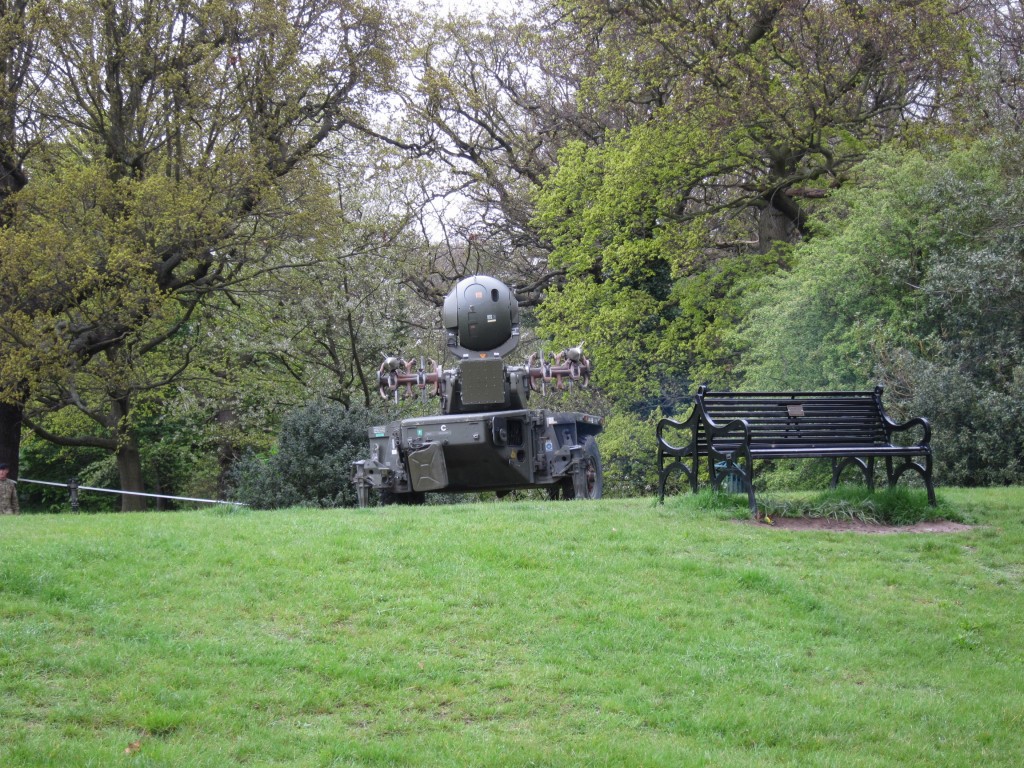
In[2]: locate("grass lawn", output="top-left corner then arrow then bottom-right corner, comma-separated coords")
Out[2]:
1,488 -> 1022,767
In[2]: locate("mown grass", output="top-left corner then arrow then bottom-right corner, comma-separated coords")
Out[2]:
1,488 -> 1022,767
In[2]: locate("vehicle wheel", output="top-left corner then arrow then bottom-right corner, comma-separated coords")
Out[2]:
577,435 -> 603,500
552,436 -> 603,500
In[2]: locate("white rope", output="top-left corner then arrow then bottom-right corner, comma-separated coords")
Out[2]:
18,478 -> 246,506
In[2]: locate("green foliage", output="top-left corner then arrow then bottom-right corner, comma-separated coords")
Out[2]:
878,354 -> 1024,487
18,419 -> 117,514
533,0 -> 978,420
594,410 -> 663,497
739,148 -> 953,390
662,249 -> 786,388
535,125 -> 783,411
538,277 -> 672,411
17,391 -> 240,512
231,400 -> 383,509
738,138 -> 1024,485
4,0 -> 1020,505
748,459 -> 834,495
533,126 -> 715,288
0,0 -> 401,503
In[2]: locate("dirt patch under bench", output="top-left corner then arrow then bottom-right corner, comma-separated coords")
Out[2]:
740,517 -> 973,534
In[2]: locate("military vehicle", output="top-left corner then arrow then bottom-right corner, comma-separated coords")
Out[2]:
351,275 -> 603,506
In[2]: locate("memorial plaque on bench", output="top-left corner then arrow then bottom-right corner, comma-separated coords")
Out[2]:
787,405 -> 805,417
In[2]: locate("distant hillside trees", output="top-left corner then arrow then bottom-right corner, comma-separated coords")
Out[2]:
5,0 -> 1024,505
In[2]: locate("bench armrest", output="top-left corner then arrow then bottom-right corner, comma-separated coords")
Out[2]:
656,407 -> 700,456
883,415 -> 932,445
701,411 -> 752,448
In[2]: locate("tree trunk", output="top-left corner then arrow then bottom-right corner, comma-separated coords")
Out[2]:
110,395 -> 147,511
116,437 -> 147,511
0,401 -> 23,479
757,201 -> 798,253
215,407 -> 239,498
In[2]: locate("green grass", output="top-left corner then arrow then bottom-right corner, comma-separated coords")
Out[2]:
1,488 -> 1022,767
705,486 -> 964,525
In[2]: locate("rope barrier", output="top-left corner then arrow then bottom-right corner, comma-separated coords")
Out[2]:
18,478 -> 246,508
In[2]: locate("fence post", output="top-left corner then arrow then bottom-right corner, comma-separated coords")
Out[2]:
69,477 -> 80,513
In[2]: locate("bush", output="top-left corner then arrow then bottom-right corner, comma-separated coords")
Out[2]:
738,140 -> 1024,488
230,400 -> 383,509
879,353 -> 1024,486
598,410 -> 664,498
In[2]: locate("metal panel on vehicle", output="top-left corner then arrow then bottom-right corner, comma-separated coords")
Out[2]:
459,358 -> 506,405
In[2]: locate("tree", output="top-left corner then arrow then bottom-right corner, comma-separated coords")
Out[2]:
739,139 -> 1024,484
0,0 -> 43,476
216,135 -> 439,411
967,0 -> 1024,128
0,0 -> 399,507
373,5 -> 642,306
533,0 -> 977,411
552,0 -> 975,243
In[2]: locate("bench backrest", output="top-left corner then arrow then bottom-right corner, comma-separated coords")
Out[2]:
698,388 -> 889,448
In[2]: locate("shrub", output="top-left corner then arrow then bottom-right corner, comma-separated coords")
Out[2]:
879,353 -> 1024,487
598,410 -> 663,497
230,400 -> 383,509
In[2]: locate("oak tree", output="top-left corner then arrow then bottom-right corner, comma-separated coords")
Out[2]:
533,0 -> 977,409
0,0 -> 399,507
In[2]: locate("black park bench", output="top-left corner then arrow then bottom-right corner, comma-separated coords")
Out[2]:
656,385 -> 936,517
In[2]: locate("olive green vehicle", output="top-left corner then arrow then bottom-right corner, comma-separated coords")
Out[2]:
351,276 -> 603,506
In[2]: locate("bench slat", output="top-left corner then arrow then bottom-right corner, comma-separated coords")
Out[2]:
705,410 -> 879,416
704,420 -> 888,433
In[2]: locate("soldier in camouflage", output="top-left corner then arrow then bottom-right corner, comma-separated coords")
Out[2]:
0,463 -> 19,515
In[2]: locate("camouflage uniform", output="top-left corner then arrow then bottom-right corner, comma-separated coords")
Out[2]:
0,477 -> 18,514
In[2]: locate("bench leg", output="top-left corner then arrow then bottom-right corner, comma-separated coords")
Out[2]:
713,452 -> 759,519
831,457 -> 873,490
657,459 -> 697,503
657,451 -> 667,503
924,453 -> 937,505
744,478 -> 758,519
884,455 -> 937,506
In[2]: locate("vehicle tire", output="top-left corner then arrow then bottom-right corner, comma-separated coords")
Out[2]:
551,436 -> 603,500
578,435 -> 603,499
